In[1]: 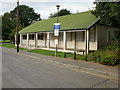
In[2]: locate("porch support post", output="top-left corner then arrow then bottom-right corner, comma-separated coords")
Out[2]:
73,32 -> 76,50
85,30 -> 89,54
47,32 -> 50,48
27,34 -> 29,46
35,33 -> 38,48
63,31 -> 67,50
20,34 -> 22,45
96,26 -> 98,50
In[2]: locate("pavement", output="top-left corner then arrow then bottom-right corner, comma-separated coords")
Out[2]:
2,47 -> 118,88
4,47 -> 119,80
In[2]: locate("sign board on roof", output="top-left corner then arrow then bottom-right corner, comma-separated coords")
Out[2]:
54,23 -> 60,36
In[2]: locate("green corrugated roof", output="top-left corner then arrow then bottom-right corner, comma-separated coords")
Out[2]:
19,11 -> 99,34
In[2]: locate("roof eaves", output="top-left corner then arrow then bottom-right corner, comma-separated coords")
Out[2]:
87,18 -> 100,29
19,28 -> 88,34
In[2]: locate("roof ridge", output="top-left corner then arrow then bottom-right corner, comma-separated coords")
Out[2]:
39,11 -> 91,22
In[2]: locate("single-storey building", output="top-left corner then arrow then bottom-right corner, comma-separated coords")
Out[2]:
16,11 -> 120,54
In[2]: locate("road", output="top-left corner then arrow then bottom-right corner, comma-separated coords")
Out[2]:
2,47 -> 118,88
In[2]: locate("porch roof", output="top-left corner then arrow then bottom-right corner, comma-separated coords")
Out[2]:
19,11 -> 100,34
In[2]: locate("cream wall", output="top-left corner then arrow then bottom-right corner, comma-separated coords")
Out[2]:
76,31 -> 86,50
58,32 -> 63,49
29,40 -> 35,46
50,33 -> 55,48
89,26 -> 98,50
22,40 -> 27,45
38,40 -> 45,47
66,32 -> 75,49
38,33 -> 46,47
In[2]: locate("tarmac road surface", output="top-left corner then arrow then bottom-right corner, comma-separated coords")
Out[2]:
2,47 -> 118,88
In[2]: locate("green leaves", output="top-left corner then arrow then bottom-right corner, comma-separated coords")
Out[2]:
2,5 -> 41,41
49,9 -> 71,18
10,5 -> 41,27
92,2 -> 120,27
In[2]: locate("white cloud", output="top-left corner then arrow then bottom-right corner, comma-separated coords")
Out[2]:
0,1 -> 95,19
1,0 -> 95,2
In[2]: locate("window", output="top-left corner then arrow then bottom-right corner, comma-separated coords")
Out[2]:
89,27 -> 96,42
22,35 -> 27,40
67,32 -> 72,41
76,31 -> 85,41
29,34 -> 34,40
38,33 -> 44,40
59,32 -> 63,41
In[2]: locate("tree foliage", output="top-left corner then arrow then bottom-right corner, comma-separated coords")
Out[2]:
0,16 -> 2,40
2,13 -> 16,40
2,5 -> 41,41
49,9 -> 71,18
92,2 -> 120,27
10,5 -> 41,27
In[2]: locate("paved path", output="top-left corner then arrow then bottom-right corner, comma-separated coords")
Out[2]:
2,47 -> 118,88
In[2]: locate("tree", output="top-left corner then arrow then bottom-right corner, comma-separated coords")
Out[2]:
91,2 -> 120,27
9,26 -> 25,42
2,13 -> 16,40
10,5 -> 41,27
0,16 -> 2,40
49,9 -> 71,18
2,5 -> 41,41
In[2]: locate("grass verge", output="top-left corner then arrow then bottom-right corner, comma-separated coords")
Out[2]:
1,43 -> 119,66
28,49 -> 67,58
1,43 -> 27,50
0,40 -> 10,43
28,49 -> 86,61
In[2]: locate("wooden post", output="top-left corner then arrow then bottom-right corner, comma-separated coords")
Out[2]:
86,29 -> 89,54
73,32 -> 76,50
63,31 -> 67,50
16,0 -> 19,52
36,33 -> 38,48
47,32 -> 50,48
85,30 -> 87,62
27,34 -> 29,46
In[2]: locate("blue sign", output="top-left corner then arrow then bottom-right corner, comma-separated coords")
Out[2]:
54,23 -> 60,30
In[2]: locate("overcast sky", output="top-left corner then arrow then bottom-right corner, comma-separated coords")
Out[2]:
0,0 -> 95,19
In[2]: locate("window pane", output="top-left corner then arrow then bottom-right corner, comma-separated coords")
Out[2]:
22,35 -> 27,39
67,32 -> 72,41
90,27 -> 96,42
76,31 -> 84,41
38,33 -> 43,40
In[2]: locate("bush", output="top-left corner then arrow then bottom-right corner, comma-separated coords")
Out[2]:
88,53 -> 101,62
100,55 -> 117,66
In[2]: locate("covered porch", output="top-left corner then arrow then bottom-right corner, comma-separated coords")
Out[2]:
17,27 -> 98,54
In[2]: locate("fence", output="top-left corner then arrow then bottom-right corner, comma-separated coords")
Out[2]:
64,51 -> 120,65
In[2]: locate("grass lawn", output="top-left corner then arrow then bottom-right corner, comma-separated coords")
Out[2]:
28,49 -> 66,58
1,43 -> 27,50
0,40 -> 10,43
0,43 -> 88,61
28,49 -> 86,61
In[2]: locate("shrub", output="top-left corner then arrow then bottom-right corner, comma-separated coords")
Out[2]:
88,53 -> 101,62
100,55 -> 117,66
